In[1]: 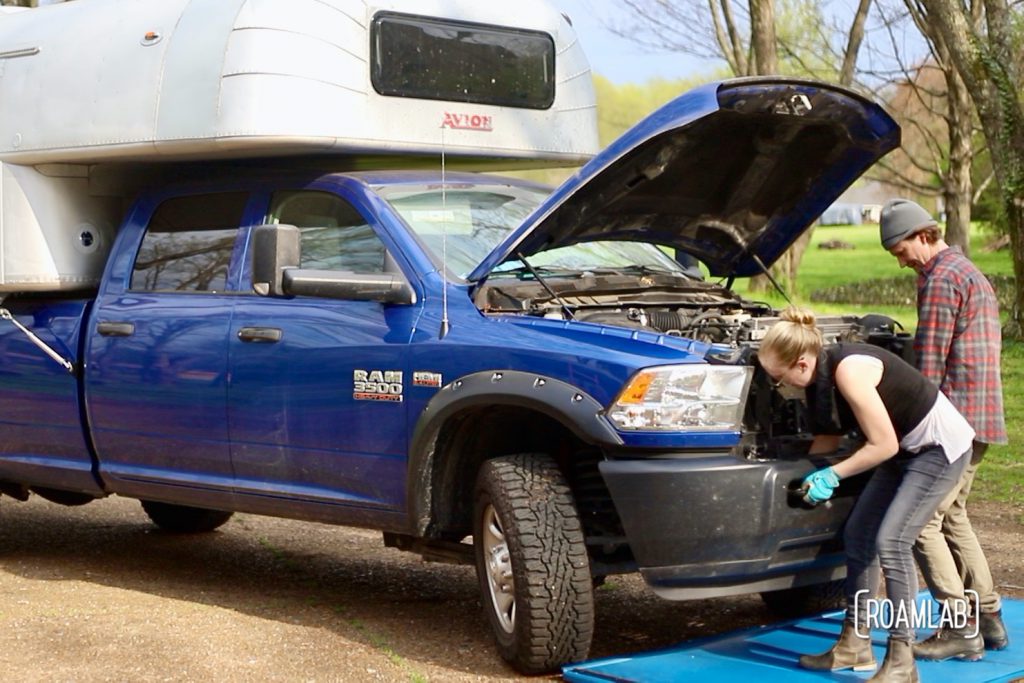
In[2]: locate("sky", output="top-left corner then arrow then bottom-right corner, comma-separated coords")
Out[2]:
547,0 -> 931,87
548,0 -> 715,84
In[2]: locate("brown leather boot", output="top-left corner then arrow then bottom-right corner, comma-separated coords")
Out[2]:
869,638 -> 920,683
912,621 -> 984,661
799,619 -> 877,671
980,610 -> 1009,650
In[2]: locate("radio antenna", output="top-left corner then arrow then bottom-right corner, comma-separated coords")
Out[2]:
438,121 -> 451,339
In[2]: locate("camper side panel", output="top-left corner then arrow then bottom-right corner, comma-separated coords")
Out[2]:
0,164 -> 117,292
0,0 -> 597,165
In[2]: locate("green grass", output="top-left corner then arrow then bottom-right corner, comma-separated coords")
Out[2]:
727,223 -> 1015,330
724,223 -> 1021,504
976,341 -> 1024,503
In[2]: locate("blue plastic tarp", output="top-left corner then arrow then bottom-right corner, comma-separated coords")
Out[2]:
564,594 -> 1024,682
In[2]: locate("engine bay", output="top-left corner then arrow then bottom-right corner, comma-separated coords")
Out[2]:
474,269 -> 912,460
474,270 -> 870,346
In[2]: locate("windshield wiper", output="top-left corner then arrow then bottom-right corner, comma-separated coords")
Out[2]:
607,264 -> 681,276
574,264 -> 690,278
490,264 -> 581,280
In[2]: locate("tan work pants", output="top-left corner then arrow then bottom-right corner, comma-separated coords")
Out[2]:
913,441 -> 1002,614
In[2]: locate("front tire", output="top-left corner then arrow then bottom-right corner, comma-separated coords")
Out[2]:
473,453 -> 594,674
140,500 -> 234,533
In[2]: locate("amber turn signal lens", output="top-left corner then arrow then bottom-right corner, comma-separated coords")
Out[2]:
617,371 -> 655,404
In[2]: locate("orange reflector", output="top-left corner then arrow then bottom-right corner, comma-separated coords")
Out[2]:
618,371 -> 655,404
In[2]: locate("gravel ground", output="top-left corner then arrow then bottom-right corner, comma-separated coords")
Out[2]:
0,494 -> 1020,682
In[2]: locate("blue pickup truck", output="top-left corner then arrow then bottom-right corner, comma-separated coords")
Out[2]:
0,79 -> 901,673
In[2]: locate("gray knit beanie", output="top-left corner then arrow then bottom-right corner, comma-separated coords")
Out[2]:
879,199 -> 936,249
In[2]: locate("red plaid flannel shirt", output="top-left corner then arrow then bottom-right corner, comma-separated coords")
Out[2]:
915,247 -> 1007,445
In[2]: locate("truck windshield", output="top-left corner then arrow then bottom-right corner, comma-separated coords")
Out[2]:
376,183 -> 687,280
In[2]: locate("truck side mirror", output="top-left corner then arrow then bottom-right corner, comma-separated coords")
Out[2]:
252,224 -> 300,296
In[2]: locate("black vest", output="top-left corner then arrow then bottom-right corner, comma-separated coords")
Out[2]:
805,343 -> 937,440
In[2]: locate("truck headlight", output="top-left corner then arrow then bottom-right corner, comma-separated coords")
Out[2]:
606,364 -> 752,432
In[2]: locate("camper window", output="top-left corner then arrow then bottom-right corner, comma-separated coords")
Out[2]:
130,192 -> 248,293
371,12 -> 555,110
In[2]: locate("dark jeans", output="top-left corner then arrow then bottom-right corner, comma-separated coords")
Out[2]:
844,446 -> 970,641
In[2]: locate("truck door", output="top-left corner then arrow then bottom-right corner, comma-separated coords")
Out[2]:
227,189 -> 417,521
85,191 -> 253,504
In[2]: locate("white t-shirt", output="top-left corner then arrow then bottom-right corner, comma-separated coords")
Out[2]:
844,354 -> 974,463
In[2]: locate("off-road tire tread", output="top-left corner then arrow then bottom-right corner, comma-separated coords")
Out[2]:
475,453 -> 594,674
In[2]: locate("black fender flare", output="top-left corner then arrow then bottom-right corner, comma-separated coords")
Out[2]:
406,370 -> 623,535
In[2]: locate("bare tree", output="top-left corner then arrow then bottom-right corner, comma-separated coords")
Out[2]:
614,0 -> 753,74
901,0 -> 981,252
919,0 -> 1024,335
613,0 -> 873,293
861,27 -> 980,254
841,0 -> 874,84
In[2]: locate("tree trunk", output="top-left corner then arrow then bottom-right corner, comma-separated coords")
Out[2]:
745,0 -> 780,294
840,0 -> 872,87
749,0 -> 777,74
785,232 -> 813,287
942,182 -> 972,252
1008,202 -> 1024,337
746,229 -> 812,295
748,0 -> 870,296
747,271 -> 773,294
941,68 -> 974,253
919,0 -> 1024,335
713,0 -> 749,75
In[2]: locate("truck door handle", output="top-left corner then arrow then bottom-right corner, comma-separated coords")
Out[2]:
96,321 -> 135,337
237,326 -> 283,343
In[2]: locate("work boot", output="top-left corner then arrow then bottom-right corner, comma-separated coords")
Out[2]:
870,638 -> 919,683
799,619 -> 877,672
912,621 -> 984,661
980,610 -> 1010,650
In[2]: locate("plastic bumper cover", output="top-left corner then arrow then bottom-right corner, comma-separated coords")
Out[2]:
600,452 -> 859,600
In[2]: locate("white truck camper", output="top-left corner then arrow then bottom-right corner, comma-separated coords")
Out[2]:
0,0 -> 598,291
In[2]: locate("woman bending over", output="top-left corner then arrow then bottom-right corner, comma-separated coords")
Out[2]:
758,307 -> 974,683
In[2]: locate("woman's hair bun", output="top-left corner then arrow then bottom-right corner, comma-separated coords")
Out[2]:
780,306 -> 817,327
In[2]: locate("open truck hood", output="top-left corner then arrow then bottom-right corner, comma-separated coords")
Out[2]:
467,78 -> 900,282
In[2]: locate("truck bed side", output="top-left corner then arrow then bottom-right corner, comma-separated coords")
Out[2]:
0,295 -> 102,495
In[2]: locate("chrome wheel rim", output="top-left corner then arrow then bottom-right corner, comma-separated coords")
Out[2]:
481,503 -> 515,634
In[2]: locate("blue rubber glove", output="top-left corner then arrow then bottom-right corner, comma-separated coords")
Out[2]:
802,466 -> 840,504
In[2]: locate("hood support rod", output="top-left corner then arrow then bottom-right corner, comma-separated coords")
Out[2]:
751,254 -> 793,305
515,251 -> 576,320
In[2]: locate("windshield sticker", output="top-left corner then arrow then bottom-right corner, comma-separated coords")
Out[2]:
354,369 -> 403,402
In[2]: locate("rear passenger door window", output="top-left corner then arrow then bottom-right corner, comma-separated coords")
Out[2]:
268,191 -> 386,274
131,192 -> 248,292
88,190 -> 251,499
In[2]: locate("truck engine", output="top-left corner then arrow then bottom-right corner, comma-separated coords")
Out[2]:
474,268 -> 911,462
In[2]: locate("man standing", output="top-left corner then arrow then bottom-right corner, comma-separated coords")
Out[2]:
880,198 -> 1009,660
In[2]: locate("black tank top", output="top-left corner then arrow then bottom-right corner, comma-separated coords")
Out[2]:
805,343 -> 937,440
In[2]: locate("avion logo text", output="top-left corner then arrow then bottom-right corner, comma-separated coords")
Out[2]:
442,112 -> 493,131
